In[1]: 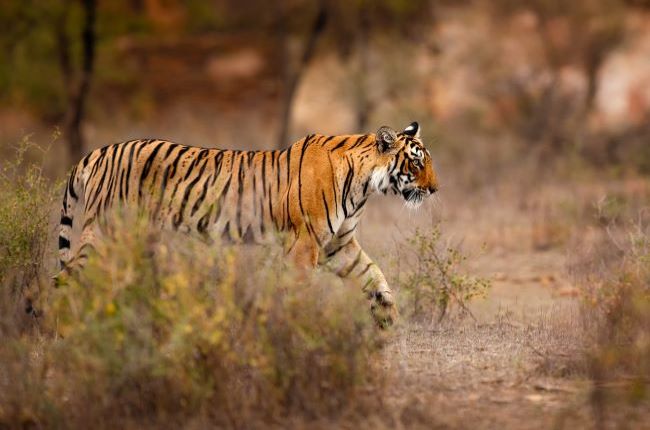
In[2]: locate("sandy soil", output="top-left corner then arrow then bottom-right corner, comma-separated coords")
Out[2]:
354,190 -> 649,429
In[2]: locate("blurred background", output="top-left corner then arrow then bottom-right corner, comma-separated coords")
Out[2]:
1,3 -> 649,428
1,0 -> 649,184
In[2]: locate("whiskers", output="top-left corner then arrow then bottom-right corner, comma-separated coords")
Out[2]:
403,188 -> 426,210
401,186 -> 441,211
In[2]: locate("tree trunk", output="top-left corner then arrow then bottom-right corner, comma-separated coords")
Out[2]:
584,50 -> 604,114
55,3 -> 73,107
275,2 -> 327,149
62,0 -> 97,162
354,7 -> 371,132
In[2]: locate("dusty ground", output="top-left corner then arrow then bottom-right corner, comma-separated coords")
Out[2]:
354,184 -> 649,430
382,254 -> 590,430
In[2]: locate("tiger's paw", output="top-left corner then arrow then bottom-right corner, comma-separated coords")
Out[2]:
370,290 -> 398,329
52,269 -> 71,288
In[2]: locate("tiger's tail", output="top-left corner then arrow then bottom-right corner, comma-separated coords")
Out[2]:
58,161 -> 85,270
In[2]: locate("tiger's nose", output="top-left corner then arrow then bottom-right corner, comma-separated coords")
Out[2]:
428,185 -> 438,194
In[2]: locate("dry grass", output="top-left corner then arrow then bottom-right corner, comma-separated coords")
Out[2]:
1,213 -> 387,429
0,140 -> 649,429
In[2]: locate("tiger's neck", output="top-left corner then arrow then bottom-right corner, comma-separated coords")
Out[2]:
329,142 -> 387,221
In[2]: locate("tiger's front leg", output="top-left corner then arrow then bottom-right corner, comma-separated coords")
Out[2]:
322,236 -> 398,328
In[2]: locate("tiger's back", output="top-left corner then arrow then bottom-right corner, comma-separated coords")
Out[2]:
59,139 -> 302,267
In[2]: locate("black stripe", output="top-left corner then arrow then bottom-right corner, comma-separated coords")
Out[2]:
197,204 -> 213,236
349,135 -> 368,149
60,216 -> 73,227
134,139 -> 149,160
166,150 -> 193,205
297,135 -> 312,219
210,151 -> 224,186
191,175 -> 210,216
117,144 -> 130,202
340,158 -> 354,217
103,143 -> 122,211
213,174 -> 232,221
86,151 -> 103,183
173,157 -> 209,229
321,135 -> 335,146
152,164 -> 171,220
251,153 -> 257,217
260,151 -> 267,197
236,153 -> 245,238
58,236 -> 71,249
327,153 -> 339,218
101,144 -> 119,206
67,166 -> 78,200
297,136 -> 315,237
358,263 -> 374,277
169,147 -> 190,179
331,137 -> 349,151
337,224 -> 356,238
351,197 -> 367,216
306,222 -> 323,248
322,190 -> 334,235
163,142 -> 178,158
138,141 -> 164,202
222,221 -> 232,242
284,146 -> 292,230
123,140 -> 139,198
273,151 -> 280,194
83,216 -> 96,229
268,155 -> 276,229
85,150 -> 112,212
182,150 -> 201,181
326,238 -> 352,259
148,142 -> 176,196
338,250 -> 363,277
285,145 -> 292,187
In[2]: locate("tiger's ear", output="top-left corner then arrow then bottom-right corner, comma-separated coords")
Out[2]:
403,122 -> 420,139
376,126 -> 398,153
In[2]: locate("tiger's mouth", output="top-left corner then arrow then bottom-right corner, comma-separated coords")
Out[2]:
401,188 -> 427,208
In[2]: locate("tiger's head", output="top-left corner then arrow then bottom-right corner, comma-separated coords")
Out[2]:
371,122 -> 438,208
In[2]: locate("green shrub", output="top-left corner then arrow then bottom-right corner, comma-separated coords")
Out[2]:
396,225 -> 491,322
1,213 -> 383,428
0,137 -> 59,344
0,136 -> 58,297
0,139 -> 60,428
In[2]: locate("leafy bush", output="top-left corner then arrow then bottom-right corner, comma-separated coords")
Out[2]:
0,137 -> 59,345
581,220 -> 650,393
396,225 -> 491,322
571,211 -> 650,425
0,136 -> 58,297
1,212 -> 384,428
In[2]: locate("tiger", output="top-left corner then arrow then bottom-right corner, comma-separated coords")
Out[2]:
57,121 -> 438,326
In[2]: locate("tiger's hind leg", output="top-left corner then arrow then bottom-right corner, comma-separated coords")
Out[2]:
55,226 -> 99,286
285,227 -> 320,269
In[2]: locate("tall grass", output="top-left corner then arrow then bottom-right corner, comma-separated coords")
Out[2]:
577,217 -> 650,426
0,136 -> 59,342
0,137 -> 57,298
